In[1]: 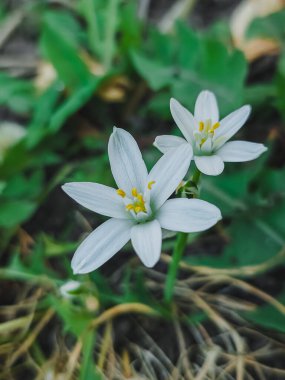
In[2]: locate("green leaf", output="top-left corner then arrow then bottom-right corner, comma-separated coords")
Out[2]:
146,91 -> 171,118
27,81 -> 61,148
131,22 -> 247,115
119,2 -> 142,53
2,171 -> 43,199
49,77 -> 101,133
0,200 -> 36,228
247,9 -> 285,43
130,27 -> 175,91
174,37 -> 247,116
191,166 -> 285,268
7,244 -> 59,281
0,72 -> 35,115
176,22 -> 201,69
203,20 -> 232,47
0,142 -> 31,179
80,332 -> 103,380
275,52 -> 285,119
42,235 -> 78,258
41,11 -> 92,91
201,167 -> 254,215
244,291 -> 285,333
131,50 -> 173,90
48,296 -> 92,337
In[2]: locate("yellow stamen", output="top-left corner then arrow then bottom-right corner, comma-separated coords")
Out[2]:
135,206 -> 142,213
209,122 -> 220,133
199,121 -> 204,132
137,194 -> 144,202
131,188 -> 138,197
148,181 -> 156,190
126,204 -> 134,211
200,138 -> 206,147
117,189 -> 126,198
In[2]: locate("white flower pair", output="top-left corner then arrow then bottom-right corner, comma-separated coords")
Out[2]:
62,90 -> 267,274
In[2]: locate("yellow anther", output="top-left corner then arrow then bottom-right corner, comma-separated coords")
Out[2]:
117,189 -> 126,198
135,206 -> 142,213
131,187 -> 138,197
125,191 -> 147,215
200,138 -> 206,147
137,194 -> 144,202
199,121 -> 204,132
209,122 -> 220,133
148,181 -> 156,190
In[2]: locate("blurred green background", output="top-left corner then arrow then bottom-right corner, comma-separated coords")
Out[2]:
1,0 -> 285,379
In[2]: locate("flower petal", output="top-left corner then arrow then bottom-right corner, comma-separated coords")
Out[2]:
194,155 -> 224,176
131,220 -> 162,267
108,127 -> 148,194
72,218 -> 133,274
154,135 -> 186,154
62,182 -> 129,219
217,141 -> 267,162
157,198 -> 221,233
148,143 -> 193,210
162,229 -> 176,239
170,98 -> 196,142
214,105 -> 251,148
194,90 -> 219,124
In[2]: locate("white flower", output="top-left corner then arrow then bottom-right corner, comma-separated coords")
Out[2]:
154,90 -> 267,176
0,122 -> 26,162
62,128 -> 221,274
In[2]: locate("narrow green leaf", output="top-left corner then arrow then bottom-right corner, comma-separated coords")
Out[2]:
41,11 -> 92,90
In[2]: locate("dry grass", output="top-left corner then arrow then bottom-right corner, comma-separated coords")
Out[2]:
2,256 -> 285,380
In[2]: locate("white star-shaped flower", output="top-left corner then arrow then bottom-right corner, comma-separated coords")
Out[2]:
154,90 -> 267,176
62,128 -> 221,273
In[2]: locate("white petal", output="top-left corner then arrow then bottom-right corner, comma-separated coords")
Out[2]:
194,90 -> 219,124
217,141 -> 267,162
200,138 -> 212,153
170,98 -> 197,142
157,198 -> 221,233
62,182 -> 129,219
162,229 -> 176,239
72,218 -> 133,274
108,127 -> 148,194
148,143 -> 193,210
154,135 -> 186,153
194,155 -> 224,176
214,105 -> 251,148
131,220 -> 162,267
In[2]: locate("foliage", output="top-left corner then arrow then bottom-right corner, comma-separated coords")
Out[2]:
1,1 -> 285,378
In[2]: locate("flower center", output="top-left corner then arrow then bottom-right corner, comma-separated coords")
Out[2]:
116,181 -> 156,215
127,188 -> 146,213
194,119 -> 220,149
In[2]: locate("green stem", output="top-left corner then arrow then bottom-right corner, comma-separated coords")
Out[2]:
163,166 -> 201,303
164,232 -> 188,303
192,166 -> 201,186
